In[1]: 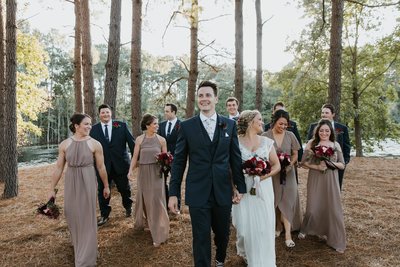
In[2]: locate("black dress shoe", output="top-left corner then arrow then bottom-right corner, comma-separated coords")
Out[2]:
126,208 -> 132,217
97,216 -> 109,226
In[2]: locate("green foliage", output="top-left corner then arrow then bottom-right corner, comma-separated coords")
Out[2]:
16,31 -> 50,146
271,0 -> 400,152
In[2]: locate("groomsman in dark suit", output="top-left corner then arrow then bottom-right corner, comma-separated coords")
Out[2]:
307,103 -> 351,190
265,102 -> 303,183
90,104 -> 135,226
169,81 -> 246,267
157,103 -> 181,210
225,96 -> 240,120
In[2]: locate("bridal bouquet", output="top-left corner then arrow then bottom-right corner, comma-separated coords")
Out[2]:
155,152 -> 174,178
37,189 -> 61,219
277,152 -> 291,185
313,145 -> 338,171
242,156 -> 271,195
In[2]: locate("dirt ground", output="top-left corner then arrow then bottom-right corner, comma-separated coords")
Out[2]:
0,157 -> 399,267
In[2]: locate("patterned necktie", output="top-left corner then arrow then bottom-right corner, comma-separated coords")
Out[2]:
104,124 -> 110,143
167,121 -> 172,137
204,118 -> 214,141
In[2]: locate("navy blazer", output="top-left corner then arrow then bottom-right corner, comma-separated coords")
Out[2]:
90,121 -> 135,175
265,120 -> 303,160
169,115 -> 246,207
157,119 -> 181,155
307,122 -> 351,164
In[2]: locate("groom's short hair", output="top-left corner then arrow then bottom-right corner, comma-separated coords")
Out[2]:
197,80 -> 218,96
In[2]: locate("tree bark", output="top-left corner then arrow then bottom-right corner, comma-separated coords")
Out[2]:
255,0 -> 262,111
185,0 -> 199,118
0,1 -> 5,182
131,0 -> 142,137
234,0 -> 244,109
104,0 -> 121,116
328,0 -> 344,121
74,0 -> 83,113
81,0 -> 96,121
4,0 -> 18,198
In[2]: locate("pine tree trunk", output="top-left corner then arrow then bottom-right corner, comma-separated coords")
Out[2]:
81,0 -> 96,121
185,0 -> 198,118
255,0 -> 262,111
131,0 -> 142,137
328,0 -> 344,121
74,0 -> 83,113
0,1 -> 6,182
104,0 -> 121,117
4,0 -> 18,198
234,0 -> 244,108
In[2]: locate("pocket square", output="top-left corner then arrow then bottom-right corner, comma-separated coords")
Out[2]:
225,133 -> 229,137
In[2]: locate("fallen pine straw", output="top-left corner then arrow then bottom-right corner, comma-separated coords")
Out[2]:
1,157 -> 399,266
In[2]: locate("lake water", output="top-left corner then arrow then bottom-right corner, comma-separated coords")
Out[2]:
17,139 -> 400,168
18,144 -> 58,168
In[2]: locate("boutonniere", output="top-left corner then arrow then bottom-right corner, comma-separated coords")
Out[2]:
112,122 -> 121,128
218,121 -> 227,130
174,123 -> 180,131
335,128 -> 343,134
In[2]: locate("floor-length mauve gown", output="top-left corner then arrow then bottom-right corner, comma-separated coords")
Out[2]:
64,138 -> 98,267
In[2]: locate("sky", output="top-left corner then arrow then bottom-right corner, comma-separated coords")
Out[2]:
20,0 -> 398,72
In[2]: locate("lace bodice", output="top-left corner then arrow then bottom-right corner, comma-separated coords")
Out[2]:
239,136 -> 274,162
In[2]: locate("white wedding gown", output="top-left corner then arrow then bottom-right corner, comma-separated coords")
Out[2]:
232,136 -> 276,267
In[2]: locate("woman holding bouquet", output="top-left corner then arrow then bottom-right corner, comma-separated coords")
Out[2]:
48,113 -> 110,267
262,110 -> 302,248
128,114 -> 169,247
232,110 -> 281,266
299,119 -> 346,253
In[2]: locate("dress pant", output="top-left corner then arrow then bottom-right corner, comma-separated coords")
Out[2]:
189,194 -> 231,267
98,165 -> 133,218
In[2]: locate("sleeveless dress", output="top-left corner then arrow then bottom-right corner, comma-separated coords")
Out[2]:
232,136 -> 276,267
263,130 -> 302,231
134,135 -> 169,244
64,138 -> 98,267
300,141 -> 346,252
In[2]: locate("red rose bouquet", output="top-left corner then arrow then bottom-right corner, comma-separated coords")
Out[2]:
313,145 -> 338,170
277,152 -> 291,185
37,189 -> 61,219
242,156 -> 271,195
155,152 -> 174,178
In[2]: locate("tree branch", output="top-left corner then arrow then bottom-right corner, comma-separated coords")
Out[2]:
167,77 -> 188,94
178,58 -> 190,73
199,57 -> 221,72
199,14 -> 230,23
162,11 -> 183,41
345,0 -> 400,8
261,15 -> 273,27
359,51 -> 399,97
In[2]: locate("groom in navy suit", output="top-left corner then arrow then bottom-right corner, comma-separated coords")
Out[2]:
90,104 -> 135,226
157,103 -> 181,209
307,103 -> 351,190
169,81 -> 246,267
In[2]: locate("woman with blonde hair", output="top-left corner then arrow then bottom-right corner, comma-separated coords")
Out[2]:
232,110 -> 281,266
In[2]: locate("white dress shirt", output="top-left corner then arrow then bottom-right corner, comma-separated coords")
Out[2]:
101,121 -> 112,141
166,117 -> 178,136
200,112 -> 217,141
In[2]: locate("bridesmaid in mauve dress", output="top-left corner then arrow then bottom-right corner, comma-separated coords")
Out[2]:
48,113 -> 110,267
299,119 -> 346,253
129,114 -> 170,247
262,110 -> 302,248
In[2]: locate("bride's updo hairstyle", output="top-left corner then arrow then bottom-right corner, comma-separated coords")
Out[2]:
69,113 -> 91,133
237,110 -> 260,136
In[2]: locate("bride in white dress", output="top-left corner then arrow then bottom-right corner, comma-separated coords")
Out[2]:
232,110 -> 281,267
